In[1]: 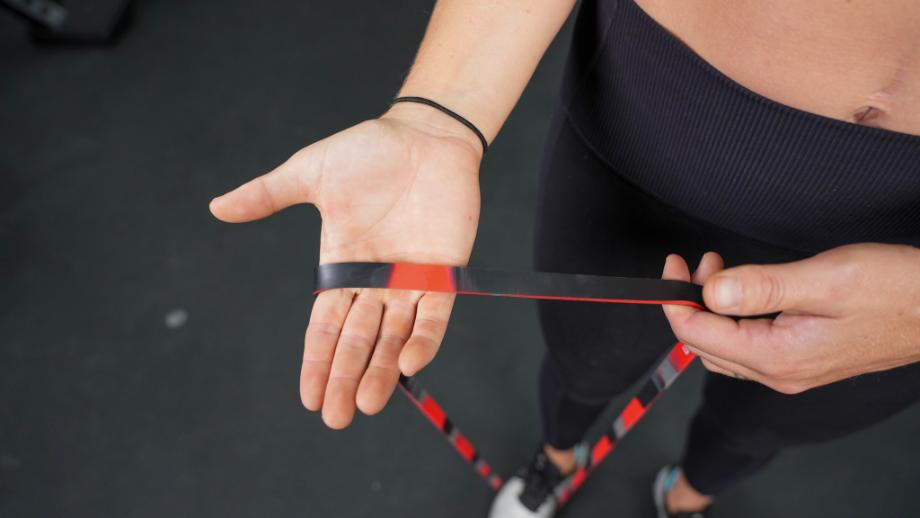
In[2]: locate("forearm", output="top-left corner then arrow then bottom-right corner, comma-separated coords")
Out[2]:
389,0 -> 577,144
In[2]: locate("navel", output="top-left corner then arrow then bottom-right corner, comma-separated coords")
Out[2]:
852,105 -> 884,128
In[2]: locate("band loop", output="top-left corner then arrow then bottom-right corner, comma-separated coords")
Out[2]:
311,262 -> 701,502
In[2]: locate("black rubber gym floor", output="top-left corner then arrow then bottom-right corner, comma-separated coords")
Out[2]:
2,2 -> 919,517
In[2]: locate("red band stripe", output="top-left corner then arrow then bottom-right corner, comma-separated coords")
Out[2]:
668,342 -> 696,371
591,435 -> 614,465
419,396 -> 447,429
388,264 -> 455,292
453,433 -> 475,462
620,398 -> 646,430
570,469 -> 587,492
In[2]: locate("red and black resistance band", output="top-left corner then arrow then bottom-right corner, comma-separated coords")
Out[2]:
315,262 -> 704,308
314,262 -> 704,504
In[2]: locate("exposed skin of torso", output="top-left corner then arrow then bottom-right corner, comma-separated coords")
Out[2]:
635,0 -> 920,136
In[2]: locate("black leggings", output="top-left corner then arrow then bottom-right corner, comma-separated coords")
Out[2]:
533,113 -> 920,495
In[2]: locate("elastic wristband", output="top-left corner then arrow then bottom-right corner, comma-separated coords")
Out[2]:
391,96 -> 489,154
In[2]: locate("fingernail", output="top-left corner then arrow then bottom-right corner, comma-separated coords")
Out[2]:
713,276 -> 741,309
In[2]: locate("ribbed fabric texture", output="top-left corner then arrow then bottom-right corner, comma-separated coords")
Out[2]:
563,0 -> 920,252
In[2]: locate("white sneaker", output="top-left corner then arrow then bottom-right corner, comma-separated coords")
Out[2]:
487,449 -> 563,518
488,476 -> 556,518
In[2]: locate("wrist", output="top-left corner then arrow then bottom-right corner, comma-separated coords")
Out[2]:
381,100 -> 486,159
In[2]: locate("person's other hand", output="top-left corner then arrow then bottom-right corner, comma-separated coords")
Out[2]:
661,244 -> 920,393
210,103 -> 483,428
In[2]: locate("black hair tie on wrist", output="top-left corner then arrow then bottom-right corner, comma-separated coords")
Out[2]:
391,96 -> 489,154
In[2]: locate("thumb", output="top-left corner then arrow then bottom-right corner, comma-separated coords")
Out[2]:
703,259 -> 823,316
209,150 -> 318,223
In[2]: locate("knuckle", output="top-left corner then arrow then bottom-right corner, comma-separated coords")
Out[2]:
365,363 -> 400,378
256,177 -> 280,214
300,357 -> 330,370
837,257 -> 867,287
377,331 -> 409,348
306,321 -> 341,340
410,333 -> 440,352
822,247 -> 868,289
406,335 -> 441,364
414,315 -> 447,335
351,298 -> 382,315
737,320 -> 761,344
385,298 -> 417,314
749,266 -> 785,312
327,374 -> 360,386
337,332 -> 374,352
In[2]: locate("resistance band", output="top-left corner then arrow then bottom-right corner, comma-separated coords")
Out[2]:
315,262 -> 704,308
314,262 -> 704,504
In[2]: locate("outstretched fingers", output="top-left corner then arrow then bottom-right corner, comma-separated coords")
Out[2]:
356,295 -> 419,415
321,290 -> 385,429
301,289 -> 354,411
399,292 -> 455,377
303,288 -> 454,428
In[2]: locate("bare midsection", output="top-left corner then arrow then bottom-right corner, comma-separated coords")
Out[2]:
635,0 -> 920,136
